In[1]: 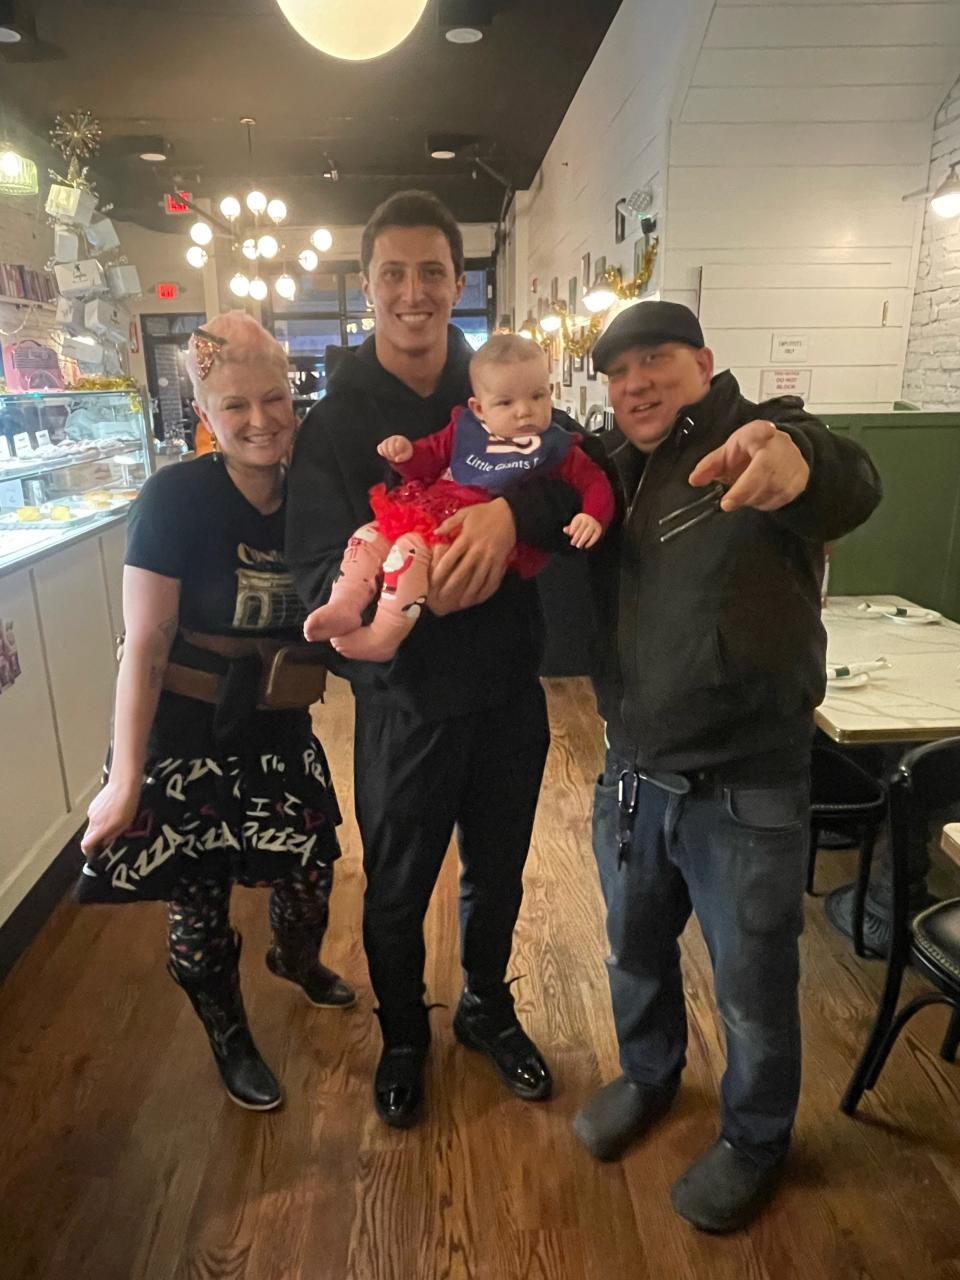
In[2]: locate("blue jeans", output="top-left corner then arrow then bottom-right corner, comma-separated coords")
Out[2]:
592,750 -> 809,1165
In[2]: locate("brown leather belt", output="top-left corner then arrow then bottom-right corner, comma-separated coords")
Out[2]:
162,628 -> 327,711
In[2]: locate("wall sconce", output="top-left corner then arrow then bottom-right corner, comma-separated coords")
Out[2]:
540,300 -> 603,358
931,162 -> 960,219
583,270 -> 620,314
585,238 -> 660,313
544,236 -> 660,354
902,162 -> 960,220
517,312 -> 543,342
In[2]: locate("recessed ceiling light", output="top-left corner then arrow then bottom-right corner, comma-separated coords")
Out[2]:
445,26 -> 483,43
139,151 -> 167,162
431,149 -> 457,160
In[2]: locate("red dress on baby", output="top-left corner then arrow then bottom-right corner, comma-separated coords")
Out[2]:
303,404 -> 615,662
370,403 -> 615,576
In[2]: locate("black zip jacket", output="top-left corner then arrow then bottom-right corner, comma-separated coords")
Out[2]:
584,370 -> 883,779
285,326 -> 580,720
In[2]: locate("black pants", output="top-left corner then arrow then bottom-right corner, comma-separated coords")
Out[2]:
353,683 -> 550,1042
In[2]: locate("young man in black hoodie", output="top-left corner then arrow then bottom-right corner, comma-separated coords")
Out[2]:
572,301 -> 882,1232
286,192 -> 580,1128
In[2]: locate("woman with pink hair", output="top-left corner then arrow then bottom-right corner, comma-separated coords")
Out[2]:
77,311 -> 353,1111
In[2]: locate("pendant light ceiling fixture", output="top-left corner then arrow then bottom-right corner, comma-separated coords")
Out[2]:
0,142 -> 38,196
185,117 -> 336,304
274,0 -> 429,62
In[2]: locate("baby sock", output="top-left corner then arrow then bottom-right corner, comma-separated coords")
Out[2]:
332,532 -> 431,663
303,523 -> 390,642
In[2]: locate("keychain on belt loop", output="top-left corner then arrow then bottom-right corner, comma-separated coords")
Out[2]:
617,768 -> 640,867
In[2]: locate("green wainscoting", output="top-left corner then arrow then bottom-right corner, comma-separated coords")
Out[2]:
826,412 -> 960,622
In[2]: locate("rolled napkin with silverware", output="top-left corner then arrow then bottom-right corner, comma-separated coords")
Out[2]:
826,657 -> 890,680
857,602 -> 941,621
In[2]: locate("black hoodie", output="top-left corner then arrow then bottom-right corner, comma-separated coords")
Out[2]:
285,326 -> 580,719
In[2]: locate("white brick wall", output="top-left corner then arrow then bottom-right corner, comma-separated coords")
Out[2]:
903,76 -> 960,409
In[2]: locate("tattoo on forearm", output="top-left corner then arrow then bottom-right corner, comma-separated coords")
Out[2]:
147,615 -> 178,689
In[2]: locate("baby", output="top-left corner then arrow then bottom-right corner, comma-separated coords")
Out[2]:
304,333 -> 615,662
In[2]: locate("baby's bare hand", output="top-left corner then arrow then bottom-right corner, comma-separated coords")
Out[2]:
378,435 -> 414,464
564,513 -> 603,550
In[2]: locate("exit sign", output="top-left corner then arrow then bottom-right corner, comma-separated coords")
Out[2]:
157,282 -> 179,300
164,191 -> 192,214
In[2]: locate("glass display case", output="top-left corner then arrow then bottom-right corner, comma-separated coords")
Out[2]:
0,387 -> 153,574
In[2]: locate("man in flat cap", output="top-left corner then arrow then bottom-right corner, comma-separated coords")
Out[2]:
573,301 -> 881,1231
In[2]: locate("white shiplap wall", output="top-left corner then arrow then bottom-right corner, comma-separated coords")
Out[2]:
499,0 -> 713,416
902,74 -> 960,408
667,0 -> 960,411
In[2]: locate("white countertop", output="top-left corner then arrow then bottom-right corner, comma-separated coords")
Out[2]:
816,596 -> 960,744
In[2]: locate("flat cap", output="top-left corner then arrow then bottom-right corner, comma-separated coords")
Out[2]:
592,300 -> 704,373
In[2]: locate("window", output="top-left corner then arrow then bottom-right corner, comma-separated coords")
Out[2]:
267,260 -> 494,401
454,265 -> 492,350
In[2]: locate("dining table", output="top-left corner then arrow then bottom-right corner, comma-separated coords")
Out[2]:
816,596 -> 960,951
817,595 -> 960,745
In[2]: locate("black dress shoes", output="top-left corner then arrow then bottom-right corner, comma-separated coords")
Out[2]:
452,989 -> 553,1101
374,1041 -> 428,1128
572,1076 -> 677,1161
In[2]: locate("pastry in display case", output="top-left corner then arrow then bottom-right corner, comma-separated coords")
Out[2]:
0,388 -> 153,572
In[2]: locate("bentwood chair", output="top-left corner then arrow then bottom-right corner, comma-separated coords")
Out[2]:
808,743 -> 887,957
841,736 -> 960,1116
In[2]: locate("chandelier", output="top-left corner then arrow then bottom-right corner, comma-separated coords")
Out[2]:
181,119 -> 334,304
274,0 -> 429,61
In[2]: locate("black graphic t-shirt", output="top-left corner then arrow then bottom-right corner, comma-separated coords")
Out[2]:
126,453 -> 305,638
125,454 -> 311,755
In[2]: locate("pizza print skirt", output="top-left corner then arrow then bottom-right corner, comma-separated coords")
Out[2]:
75,737 -> 342,905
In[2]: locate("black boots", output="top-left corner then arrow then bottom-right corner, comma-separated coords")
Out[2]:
453,987 -> 552,1101
373,1006 -> 430,1129
265,925 -> 355,1008
169,932 -> 281,1111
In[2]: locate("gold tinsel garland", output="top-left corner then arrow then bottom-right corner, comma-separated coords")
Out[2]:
71,375 -> 139,391
0,376 -> 138,395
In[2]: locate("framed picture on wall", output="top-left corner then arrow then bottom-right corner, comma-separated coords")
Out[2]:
587,351 -> 597,382
634,235 -> 646,280
580,252 -> 591,299
574,353 -> 585,373
579,385 -> 588,419
615,199 -> 627,245
568,276 -> 578,312
594,256 -> 607,291
550,276 -> 559,302
562,348 -> 573,387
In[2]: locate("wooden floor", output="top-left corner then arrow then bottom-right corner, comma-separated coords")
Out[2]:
2,677 -> 960,1280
